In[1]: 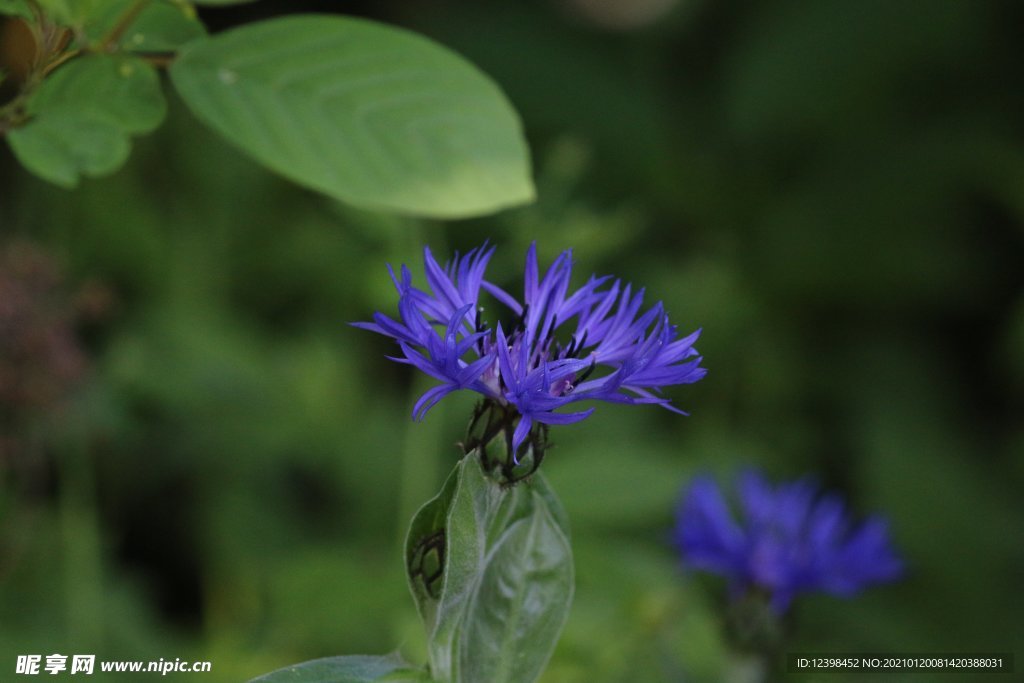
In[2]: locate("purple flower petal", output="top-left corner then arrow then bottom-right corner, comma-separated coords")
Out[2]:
354,242 -> 706,451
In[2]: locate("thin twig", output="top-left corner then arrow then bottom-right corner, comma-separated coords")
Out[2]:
41,46 -> 80,76
99,0 -> 149,52
133,51 -> 177,69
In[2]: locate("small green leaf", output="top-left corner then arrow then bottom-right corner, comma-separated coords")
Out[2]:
248,654 -> 431,683
8,113 -> 129,186
28,55 -> 165,132
128,1 -> 205,50
7,54 -> 166,186
80,0 -> 206,51
170,14 -> 534,218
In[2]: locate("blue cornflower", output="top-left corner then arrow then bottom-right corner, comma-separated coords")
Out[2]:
354,242 -> 706,456
673,470 -> 903,612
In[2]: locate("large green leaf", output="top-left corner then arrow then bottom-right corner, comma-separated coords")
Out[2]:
169,14 -> 534,218
7,54 -> 166,186
406,453 -> 573,683
248,655 -> 431,683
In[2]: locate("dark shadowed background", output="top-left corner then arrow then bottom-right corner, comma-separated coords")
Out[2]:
2,1 -> 1022,681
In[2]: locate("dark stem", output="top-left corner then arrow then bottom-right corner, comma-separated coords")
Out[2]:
131,51 -> 177,68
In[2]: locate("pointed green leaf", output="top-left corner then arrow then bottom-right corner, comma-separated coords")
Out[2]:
460,499 -> 572,683
169,14 -> 534,218
406,453 -> 573,683
248,654 -> 431,683
7,54 -> 166,186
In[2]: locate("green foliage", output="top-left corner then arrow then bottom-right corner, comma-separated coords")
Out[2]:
82,0 -> 206,51
245,451 -> 571,683
169,15 -> 533,218
1,4 -> 534,218
249,655 -> 431,683
2,1 -> 1023,683
406,454 -> 572,683
7,54 -> 165,186
0,0 -> 32,19
33,0 -> 75,24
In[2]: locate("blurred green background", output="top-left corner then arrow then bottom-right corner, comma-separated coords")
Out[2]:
2,1 -> 1022,681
